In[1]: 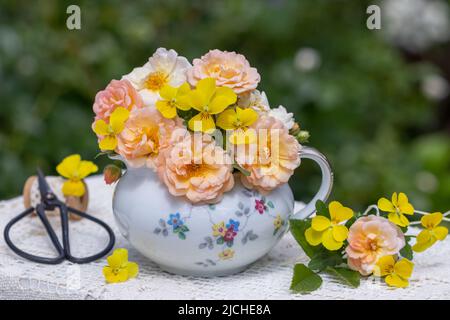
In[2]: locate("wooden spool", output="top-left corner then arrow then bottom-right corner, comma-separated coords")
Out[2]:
22,176 -> 89,221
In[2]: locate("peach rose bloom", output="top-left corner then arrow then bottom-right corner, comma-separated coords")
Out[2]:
187,49 -> 260,94
93,79 -> 143,122
236,116 -> 301,193
157,131 -> 234,204
116,108 -> 182,169
346,215 -> 405,276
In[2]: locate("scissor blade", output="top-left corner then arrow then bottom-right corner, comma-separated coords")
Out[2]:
36,168 -> 53,199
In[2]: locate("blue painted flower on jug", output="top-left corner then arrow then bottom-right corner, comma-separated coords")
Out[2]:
155,212 -> 190,240
167,213 -> 183,229
226,219 -> 240,232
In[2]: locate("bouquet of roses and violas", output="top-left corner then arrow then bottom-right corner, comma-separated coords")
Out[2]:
91,48 -> 308,204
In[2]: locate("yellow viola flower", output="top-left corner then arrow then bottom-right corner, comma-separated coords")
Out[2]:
212,221 -> 227,237
155,82 -> 191,119
412,212 -> 448,252
377,192 -> 414,227
305,201 -> 353,251
374,256 -> 414,288
103,248 -> 139,284
216,106 -> 258,144
187,78 -> 237,133
93,107 -> 130,150
56,154 -> 98,197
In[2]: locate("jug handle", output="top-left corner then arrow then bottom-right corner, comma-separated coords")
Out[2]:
291,146 -> 333,220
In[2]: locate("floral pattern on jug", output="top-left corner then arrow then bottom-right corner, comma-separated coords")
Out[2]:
194,190 -> 288,268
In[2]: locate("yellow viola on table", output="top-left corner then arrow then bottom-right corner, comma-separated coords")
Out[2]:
305,201 -> 353,251
103,248 -> 139,283
374,256 -> 414,288
412,212 -> 448,252
377,192 -> 414,227
56,154 -> 98,197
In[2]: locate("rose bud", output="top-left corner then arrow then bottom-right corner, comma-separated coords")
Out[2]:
289,122 -> 301,136
103,164 -> 122,185
296,130 -> 310,143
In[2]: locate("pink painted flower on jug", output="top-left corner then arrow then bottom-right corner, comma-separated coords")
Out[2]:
236,116 -> 301,193
93,79 -> 143,123
255,199 -> 267,214
346,215 -> 405,276
157,131 -> 234,204
187,49 -> 260,95
116,108 -> 183,169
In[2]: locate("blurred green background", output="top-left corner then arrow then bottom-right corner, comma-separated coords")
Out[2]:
1,0 -> 449,212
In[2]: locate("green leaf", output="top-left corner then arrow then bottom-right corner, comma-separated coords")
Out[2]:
216,237 -> 224,245
315,200 -> 330,218
308,250 -> 344,272
400,242 -> 413,260
267,201 -> 274,209
289,219 -> 320,258
178,232 -> 186,240
290,264 -> 323,293
325,266 -> 360,288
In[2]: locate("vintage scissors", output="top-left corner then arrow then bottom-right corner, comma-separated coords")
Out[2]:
3,169 -> 115,264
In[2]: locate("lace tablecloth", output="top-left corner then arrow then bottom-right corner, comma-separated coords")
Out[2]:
0,176 -> 449,300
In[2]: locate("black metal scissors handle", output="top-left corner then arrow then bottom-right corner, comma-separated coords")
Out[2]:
3,169 -> 115,264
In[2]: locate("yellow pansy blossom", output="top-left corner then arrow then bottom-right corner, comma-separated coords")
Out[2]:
103,248 -> 139,283
374,256 -> 414,288
93,107 -> 130,150
56,154 -> 98,197
216,106 -> 258,144
187,78 -> 237,133
377,192 -> 414,227
156,82 -> 191,119
305,201 -> 353,251
412,212 -> 448,252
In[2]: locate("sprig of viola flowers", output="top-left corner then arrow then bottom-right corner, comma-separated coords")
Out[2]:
289,193 -> 449,293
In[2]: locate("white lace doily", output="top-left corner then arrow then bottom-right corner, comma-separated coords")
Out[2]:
1,176 -> 449,300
